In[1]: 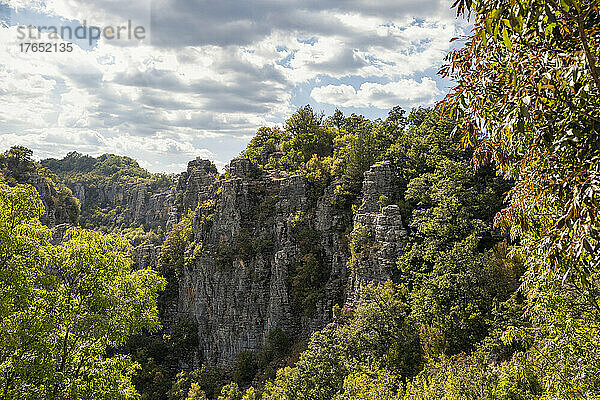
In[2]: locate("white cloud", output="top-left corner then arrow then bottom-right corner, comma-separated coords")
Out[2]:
0,0 -> 465,172
310,78 -> 441,109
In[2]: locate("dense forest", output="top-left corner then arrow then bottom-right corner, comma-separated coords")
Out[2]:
1,0 -> 599,399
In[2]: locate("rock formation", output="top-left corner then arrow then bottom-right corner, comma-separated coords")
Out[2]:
168,159 -> 406,366
132,244 -> 161,270
68,179 -> 176,231
346,162 -> 407,306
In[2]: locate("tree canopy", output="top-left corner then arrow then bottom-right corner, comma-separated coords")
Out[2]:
441,0 -> 600,396
0,182 -> 165,400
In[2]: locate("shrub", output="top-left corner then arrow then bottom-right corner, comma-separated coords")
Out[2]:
233,351 -> 258,385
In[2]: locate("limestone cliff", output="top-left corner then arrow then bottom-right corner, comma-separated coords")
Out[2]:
346,162 -> 407,307
69,179 -> 176,231
0,155 -> 79,227
157,158 -> 407,366
5,148 -> 409,367
24,172 -> 79,226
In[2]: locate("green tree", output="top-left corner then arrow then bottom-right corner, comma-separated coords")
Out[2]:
334,367 -> 402,400
41,151 -> 175,232
158,210 -> 194,281
1,146 -> 81,225
168,366 -> 223,400
233,351 -> 258,385
217,382 -> 242,400
403,352 -> 541,400
41,151 -> 96,174
184,383 -> 207,400
0,183 -> 165,400
262,282 -> 418,400
443,0 -> 600,396
281,105 -> 334,167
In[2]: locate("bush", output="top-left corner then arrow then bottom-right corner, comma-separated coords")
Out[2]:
216,241 -> 235,271
377,195 -> 390,211
168,365 -> 223,400
233,351 -> 258,385
267,328 -> 290,357
349,225 -> 373,256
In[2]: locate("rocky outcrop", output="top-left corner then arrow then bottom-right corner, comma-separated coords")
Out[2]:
176,160 -> 351,365
22,173 -> 78,227
346,162 -> 407,307
63,156 -> 407,368
177,159 -> 218,214
173,158 -> 405,366
69,179 -> 177,230
346,205 -> 407,306
50,223 -> 71,245
132,244 -> 161,270
358,161 -> 396,213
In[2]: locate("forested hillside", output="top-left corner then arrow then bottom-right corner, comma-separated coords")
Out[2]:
0,146 -> 80,226
0,0 -> 598,399
42,152 -> 177,245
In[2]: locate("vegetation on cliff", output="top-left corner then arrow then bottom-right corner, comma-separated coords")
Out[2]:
248,0 -> 600,398
0,102 -> 515,399
217,105 -> 512,400
42,151 -> 175,239
42,151 -> 173,189
241,105 -> 407,208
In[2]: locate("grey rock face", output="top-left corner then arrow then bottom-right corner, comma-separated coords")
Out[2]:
346,162 -> 408,307
178,159 -> 218,214
132,244 -> 161,270
174,159 -> 406,367
50,223 -> 71,245
69,179 -> 177,231
229,158 -> 251,177
177,160 -> 352,366
25,173 -> 64,226
347,205 -> 407,306
359,161 -> 395,214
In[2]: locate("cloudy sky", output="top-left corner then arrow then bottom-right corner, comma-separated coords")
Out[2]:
0,0 -> 468,172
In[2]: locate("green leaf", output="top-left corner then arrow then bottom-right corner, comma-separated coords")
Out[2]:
502,27 -> 514,51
